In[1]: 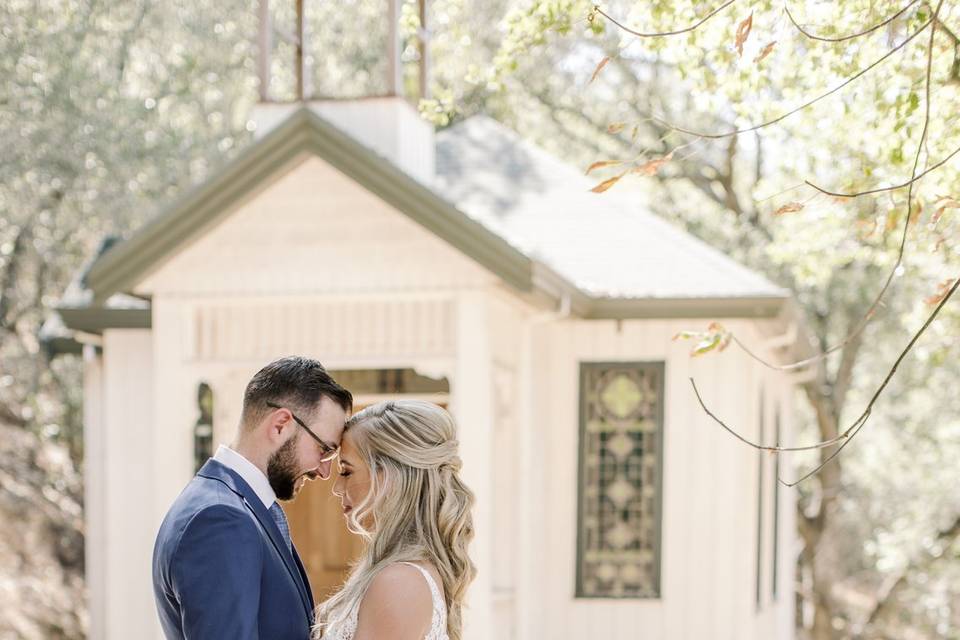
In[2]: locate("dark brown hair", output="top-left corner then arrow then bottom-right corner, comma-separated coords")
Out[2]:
241,356 -> 352,427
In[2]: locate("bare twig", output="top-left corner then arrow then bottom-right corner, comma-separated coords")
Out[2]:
780,274 -> 959,486
724,1 -> 943,374
643,17 -> 932,140
691,2 -> 947,463
590,1 -> 737,38
805,143 -> 960,197
690,377 -> 849,452
592,0 -> 953,488
693,273 -> 958,485
785,0 -> 921,43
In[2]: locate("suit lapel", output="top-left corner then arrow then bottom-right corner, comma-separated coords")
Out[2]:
197,460 -> 314,619
292,545 -> 315,621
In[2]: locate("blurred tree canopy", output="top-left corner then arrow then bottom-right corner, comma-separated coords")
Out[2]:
479,2 -> 960,638
2,1 -> 960,639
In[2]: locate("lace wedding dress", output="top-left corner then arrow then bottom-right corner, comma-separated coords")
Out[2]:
324,562 -> 448,640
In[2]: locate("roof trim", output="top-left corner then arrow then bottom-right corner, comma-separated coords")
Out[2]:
583,295 -> 787,320
53,289 -> 789,333
85,108 -> 534,303
57,307 -> 152,333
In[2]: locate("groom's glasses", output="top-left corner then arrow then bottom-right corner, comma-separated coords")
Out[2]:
265,402 -> 340,462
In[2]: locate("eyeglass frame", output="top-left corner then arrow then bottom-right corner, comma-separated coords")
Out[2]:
265,401 -> 340,462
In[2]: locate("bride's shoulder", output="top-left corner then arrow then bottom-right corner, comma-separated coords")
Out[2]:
355,564 -> 433,637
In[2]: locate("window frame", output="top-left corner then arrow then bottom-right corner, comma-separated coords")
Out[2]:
575,361 -> 666,600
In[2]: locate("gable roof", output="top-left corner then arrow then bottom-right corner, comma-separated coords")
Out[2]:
52,106 -> 797,351
435,115 -> 786,301
82,107 -> 534,303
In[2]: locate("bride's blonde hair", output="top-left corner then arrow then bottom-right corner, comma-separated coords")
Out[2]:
313,400 -> 476,640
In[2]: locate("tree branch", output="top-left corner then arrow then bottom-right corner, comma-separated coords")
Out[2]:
805,142 -> 960,197
690,265 -> 957,485
643,17 -> 932,140
781,274 -> 958,486
832,321 -> 865,414
864,511 -> 960,628
785,0 -> 920,43
723,0 -> 942,374
589,1 -> 737,38
0,223 -> 34,332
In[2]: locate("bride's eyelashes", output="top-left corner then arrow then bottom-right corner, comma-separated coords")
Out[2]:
338,471 -> 352,478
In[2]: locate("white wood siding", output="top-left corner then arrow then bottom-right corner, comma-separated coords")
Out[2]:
519,318 -> 797,640
136,156 -> 495,298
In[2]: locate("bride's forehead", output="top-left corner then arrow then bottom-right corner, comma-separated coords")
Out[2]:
338,431 -> 360,458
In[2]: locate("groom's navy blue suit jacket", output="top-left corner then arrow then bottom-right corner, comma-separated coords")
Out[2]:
152,459 -> 315,640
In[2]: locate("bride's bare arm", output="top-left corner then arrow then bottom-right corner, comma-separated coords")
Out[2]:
352,564 -> 433,640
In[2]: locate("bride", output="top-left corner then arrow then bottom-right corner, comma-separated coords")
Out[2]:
313,400 -> 476,640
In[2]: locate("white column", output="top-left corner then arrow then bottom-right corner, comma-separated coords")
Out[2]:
83,344 -> 106,640
452,292 -> 494,640
100,329 -> 156,639
151,298 -> 196,526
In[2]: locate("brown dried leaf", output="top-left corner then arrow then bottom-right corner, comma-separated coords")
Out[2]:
773,202 -> 804,216
754,41 -> 776,64
607,122 -> 627,134
885,209 -> 900,233
908,199 -> 923,227
631,152 -> 674,176
590,171 -> 627,193
735,12 -> 753,57
925,278 -> 957,306
585,160 -> 622,175
931,197 -> 960,226
855,217 -> 878,240
589,56 -> 611,84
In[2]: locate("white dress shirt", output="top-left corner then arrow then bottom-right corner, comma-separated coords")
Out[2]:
213,444 -> 277,510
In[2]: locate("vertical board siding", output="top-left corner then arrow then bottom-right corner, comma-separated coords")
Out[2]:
189,297 -> 457,362
136,157 -> 494,298
524,318 -> 796,640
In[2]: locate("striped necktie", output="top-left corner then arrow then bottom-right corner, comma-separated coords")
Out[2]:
269,502 -> 292,553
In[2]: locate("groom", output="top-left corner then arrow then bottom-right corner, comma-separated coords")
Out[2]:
152,356 -> 352,639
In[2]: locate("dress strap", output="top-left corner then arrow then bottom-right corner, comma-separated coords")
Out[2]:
397,562 -> 444,606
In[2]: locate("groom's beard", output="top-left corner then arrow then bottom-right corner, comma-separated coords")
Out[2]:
267,435 -> 301,501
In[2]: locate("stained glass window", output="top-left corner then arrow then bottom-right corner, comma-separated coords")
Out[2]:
194,382 -> 214,473
576,362 -> 664,598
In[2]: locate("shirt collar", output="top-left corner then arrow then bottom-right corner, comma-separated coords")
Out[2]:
213,444 -> 277,509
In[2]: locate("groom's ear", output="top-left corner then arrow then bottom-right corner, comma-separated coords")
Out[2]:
265,407 -> 292,439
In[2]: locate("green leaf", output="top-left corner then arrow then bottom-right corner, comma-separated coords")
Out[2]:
907,92 -> 920,115
691,334 -> 722,357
